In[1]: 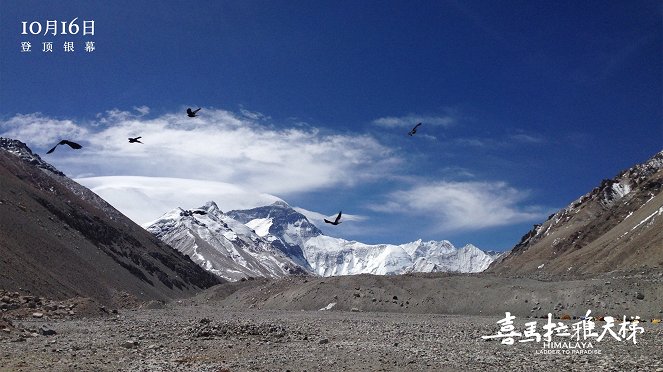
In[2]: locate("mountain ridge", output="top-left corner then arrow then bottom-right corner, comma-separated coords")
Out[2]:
489,149 -> 663,277
148,200 -> 499,279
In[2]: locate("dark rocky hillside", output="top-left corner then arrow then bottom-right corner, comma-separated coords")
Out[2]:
0,138 -> 221,306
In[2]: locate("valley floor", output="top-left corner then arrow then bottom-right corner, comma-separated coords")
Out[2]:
2,270 -> 663,371
2,305 -> 662,372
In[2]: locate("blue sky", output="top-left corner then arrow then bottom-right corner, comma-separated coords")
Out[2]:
1,1 -> 661,251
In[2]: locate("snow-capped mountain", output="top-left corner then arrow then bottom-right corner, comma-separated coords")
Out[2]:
227,201 -> 321,270
145,201 -> 307,281
227,201 -> 497,276
147,199 -> 499,280
490,149 -> 663,276
303,236 -> 497,276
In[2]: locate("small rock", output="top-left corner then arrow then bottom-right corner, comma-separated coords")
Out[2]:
635,292 -> 645,300
350,308 -> 360,312
122,340 -> 139,349
318,338 -> 329,345
32,312 -> 44,318
39,326 -> 57,336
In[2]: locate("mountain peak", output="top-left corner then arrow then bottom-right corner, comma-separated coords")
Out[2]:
271,200 -> 290,208
201,201 -> 222,214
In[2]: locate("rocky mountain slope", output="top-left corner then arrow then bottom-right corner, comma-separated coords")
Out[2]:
0,138 -> 221,306
490,149 -> 663,277
145,202 -> 307,281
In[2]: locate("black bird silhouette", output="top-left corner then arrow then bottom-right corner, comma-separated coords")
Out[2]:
408,122 -> 422,136
187,107 -> 201,117
180,209 -> 208,217
46,140 -> 82,154
128,136 -> 143,144
324,211 -> 343,225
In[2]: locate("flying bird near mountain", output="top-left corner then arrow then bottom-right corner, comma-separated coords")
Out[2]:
408,122 -> 422,136
187,107 -> 201,117
324,211 -> 343,225
128,137 -> 143,144
46,140 -> 82,154
179,209 -> 208,217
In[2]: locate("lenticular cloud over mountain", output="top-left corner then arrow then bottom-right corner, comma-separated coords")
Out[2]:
76,176 -> 284,225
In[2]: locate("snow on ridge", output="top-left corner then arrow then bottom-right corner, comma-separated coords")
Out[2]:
302,235 -> 494,276
246,218 -> 273,237
631,205 -> 663,232
611,182 -> 631,198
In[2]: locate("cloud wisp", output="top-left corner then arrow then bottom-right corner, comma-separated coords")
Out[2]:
372,113 -> 457,129
370,180 -> 548,232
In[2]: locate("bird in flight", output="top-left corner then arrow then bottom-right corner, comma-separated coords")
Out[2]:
179,209 -> 208,217
187,107 -> 201,117
128,137 -> 143,144
324,211 -> 343,225
46,140 -> 82,154
408,122 -> 422,136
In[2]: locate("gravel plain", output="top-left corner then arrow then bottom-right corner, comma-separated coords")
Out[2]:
2,304 -> 663,372
2,269 -> 663,372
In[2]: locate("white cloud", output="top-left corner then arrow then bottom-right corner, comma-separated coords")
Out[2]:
1,107 -> 401,196
372,113 -> 457,128
509,133 -> 544,144
0,113 -> 89,147
294,207 -> 366,225
133,106 -> 150,116
370,181 -> 547,232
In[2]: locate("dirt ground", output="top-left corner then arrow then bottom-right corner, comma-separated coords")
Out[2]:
1,306 -> 662,372
2,271 -> 663,371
